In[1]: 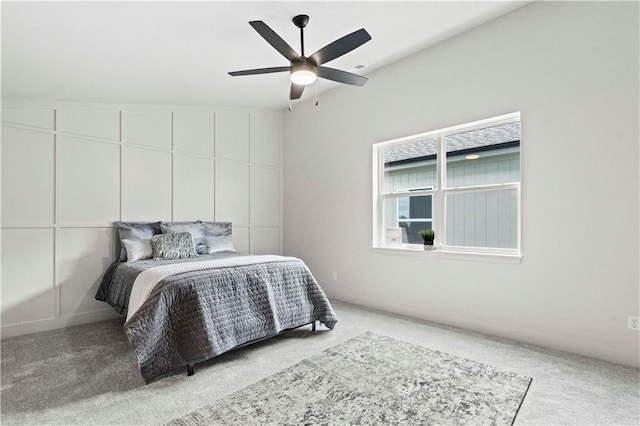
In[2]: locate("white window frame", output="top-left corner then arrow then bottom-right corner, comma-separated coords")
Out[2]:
372,112 -> 521,261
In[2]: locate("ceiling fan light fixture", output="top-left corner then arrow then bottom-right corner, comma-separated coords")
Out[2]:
290,63 -> 317,85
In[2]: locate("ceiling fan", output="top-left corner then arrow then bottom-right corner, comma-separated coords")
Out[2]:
229,14 -> 372,103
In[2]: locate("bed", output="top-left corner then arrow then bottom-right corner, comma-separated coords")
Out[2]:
95,221 -> 338,383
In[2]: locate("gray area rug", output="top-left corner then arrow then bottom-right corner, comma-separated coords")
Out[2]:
168,332 -> 532,425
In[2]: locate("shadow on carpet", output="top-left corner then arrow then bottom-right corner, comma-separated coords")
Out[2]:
1,318 -> 143,413
0,319 -> 320,414
168,332 -> 532,425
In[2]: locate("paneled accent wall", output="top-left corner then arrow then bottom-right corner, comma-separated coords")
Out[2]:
1,101 -> 283,337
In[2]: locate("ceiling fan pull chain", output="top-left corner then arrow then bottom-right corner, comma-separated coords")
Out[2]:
289,99 -> 292,112
315,80 -> 319,106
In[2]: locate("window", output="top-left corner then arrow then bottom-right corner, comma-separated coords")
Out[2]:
397,188 -> 433,244
373,113 -> 521,257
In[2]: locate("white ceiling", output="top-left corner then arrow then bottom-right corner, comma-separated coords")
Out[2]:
1,1 -> 530,109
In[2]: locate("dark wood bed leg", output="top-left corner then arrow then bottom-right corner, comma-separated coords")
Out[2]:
187,363 -> 194,376
312,321 -> 316,331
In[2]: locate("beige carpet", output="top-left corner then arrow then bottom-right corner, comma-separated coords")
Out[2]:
1,300 -> 638,425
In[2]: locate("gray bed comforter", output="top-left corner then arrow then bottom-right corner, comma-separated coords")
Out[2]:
96,254 -> 337,382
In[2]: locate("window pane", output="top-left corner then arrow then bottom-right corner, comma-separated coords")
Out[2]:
382,138 -> 438,193
410,195 -> 432,219
400,221 -> 433,244
384,197 -> 433,244
399,195 -> 432,220
445,122 -> 520,187
398,197 -> 409,220
445,188 -> 518,249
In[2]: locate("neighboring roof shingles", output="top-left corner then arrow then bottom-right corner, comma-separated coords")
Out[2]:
383,122 -> 520,163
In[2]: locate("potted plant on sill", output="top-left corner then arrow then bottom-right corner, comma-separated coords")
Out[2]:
419,229 -> 435,251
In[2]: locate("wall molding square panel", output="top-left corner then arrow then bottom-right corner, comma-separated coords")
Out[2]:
122,146 -> 172,221
1,228 -> 55,325
173,112 -> 215,157
215,160 -> 249,226
1,100 -> 283,337
173,153 -> 215,221
250,227 -> 280,255
1,109 -> 55,130
250,111 -> 281,167
58,136 -> 120,225
58,228 -> 115,317
232,226 -> 250,254
250,166 -> 280,226
1,126 -> 54,225
122,111 -> 172,149
57,110 -> 120,141
215,111 -> 249,161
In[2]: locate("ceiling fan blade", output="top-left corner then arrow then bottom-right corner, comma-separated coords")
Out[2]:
249,21 -> 300,62
290,83 -> 305,100
308,28 -> 371,66
317,66 -> 368,86
229,66 -> 290,76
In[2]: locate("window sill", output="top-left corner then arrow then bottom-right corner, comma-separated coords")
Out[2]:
371,245 -> 522,264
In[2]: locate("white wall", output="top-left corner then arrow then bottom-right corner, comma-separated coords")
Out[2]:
1,101 -> 283,337
283,2 -> 640,367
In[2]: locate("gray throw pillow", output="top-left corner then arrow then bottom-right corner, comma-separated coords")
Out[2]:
201,221 -> 232,237
160,221 -> 207,255
115,222 -> 162,262
122,238 -> 153,262
201,222 -> 235,253
205,235 -> 235,254
151,232 -> 196,260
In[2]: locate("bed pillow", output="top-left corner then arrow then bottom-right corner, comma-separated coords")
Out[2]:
201,221 -> 236,254
151,232 -> 196,260
205,235 -> 236,254
115,222 -> 162,262
201,221 -> 232,237
160,221 -> 206,255
122,238 -> 152,262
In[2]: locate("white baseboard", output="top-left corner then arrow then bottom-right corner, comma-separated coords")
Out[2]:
325,288 -> 640,369
326,288 -> 440,324
1,310 -> 122,339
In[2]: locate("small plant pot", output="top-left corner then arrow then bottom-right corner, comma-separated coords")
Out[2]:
423,243 -> 435,251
